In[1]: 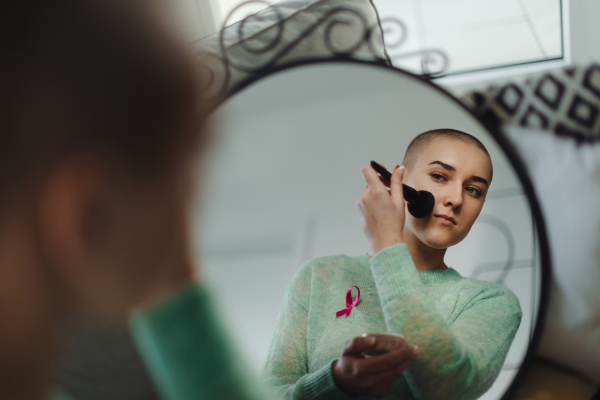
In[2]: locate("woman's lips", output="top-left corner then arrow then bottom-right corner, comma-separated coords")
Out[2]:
434,214 -> 457,226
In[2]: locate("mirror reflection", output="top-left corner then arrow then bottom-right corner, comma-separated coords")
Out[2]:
199,62 -> 541,399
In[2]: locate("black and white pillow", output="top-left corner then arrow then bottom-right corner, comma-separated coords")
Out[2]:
462,62 -> 600,384
466,63 -> 600,144
504,125 -> 600,385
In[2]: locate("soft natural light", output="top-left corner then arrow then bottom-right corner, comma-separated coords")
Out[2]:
196,0 -> 564,78
375,0 -> 563,76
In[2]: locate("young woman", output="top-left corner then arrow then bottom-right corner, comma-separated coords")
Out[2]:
263,129 -> 522,400
0,1 -> 271,399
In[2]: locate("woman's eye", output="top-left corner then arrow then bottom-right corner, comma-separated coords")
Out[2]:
466,187 -> 481,197
430,172 -> 446,181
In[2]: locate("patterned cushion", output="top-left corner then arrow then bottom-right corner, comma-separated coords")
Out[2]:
464,64 -> 600,143
461,63 -> 600,384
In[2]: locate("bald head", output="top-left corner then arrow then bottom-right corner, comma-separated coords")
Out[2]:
403,129 -> 493,183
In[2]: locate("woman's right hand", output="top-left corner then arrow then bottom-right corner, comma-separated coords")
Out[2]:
331,335 -> 418,398
357,164 -> 406,255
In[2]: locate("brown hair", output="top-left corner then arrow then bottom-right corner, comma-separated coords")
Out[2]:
403,128 -> 493,181
0,0 -> 203,194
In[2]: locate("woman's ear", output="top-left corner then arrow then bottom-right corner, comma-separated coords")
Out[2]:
38,155 -> 110,301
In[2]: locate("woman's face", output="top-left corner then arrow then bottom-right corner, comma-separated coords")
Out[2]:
402,136 -> 492,250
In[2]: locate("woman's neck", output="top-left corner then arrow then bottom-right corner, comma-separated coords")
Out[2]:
402,228 -> 448,271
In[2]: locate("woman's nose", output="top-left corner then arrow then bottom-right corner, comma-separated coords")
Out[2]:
441,184 -> 463,211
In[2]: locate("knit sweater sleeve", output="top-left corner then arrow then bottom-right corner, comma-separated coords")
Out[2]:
370,243 -> 522,400
129,283 -> 274,400
262,264 -> 349,400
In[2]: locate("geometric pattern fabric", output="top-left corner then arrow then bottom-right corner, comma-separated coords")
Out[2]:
463,63 -> 600,144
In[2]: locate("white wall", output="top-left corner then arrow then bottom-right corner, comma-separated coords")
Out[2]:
570,0 -> 600,63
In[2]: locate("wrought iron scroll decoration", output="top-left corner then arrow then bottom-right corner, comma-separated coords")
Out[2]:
221,2 -> 377,72
198,0 -> 387,99
379,17 -> 449,78
197,0 -> 450,100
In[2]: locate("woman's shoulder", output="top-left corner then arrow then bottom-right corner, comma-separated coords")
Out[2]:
452,273 -> 522,314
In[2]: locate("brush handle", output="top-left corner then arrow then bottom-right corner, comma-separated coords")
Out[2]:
369,161 -> 419,204
369,161 -> 435,219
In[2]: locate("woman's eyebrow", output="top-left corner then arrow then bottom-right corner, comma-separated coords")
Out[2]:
471,176 -> 489,187
429,161 -> 489,187
429,161 -> 455,171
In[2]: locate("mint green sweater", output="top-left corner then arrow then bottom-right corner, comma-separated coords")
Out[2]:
263,243 -> 522,400
56,284 -> 273,400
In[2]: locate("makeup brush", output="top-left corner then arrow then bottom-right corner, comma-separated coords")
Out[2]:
370,160 -> 435,218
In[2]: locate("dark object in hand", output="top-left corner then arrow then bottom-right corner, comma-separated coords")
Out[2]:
370,161 -> 435,219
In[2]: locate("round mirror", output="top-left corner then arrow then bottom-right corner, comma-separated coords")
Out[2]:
197,60 -> 549,399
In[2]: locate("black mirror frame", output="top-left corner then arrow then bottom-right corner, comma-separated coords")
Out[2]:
210,57 -> 551,400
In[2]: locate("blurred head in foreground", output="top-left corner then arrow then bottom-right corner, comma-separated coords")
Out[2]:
0,0 -> 207,397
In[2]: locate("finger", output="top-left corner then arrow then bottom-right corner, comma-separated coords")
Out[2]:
356,342 -> 413,374
341,335 -> 377,356
390,164 -> 405,209
361,164 -> 387,191
355,346 -> 414,396
360,352 -> 413,396
360,344 -> 417,384
360,363 -> 404,386
394,346 -> 418,373
357,186 -> 370,207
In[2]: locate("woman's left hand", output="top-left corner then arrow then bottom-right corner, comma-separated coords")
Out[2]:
357,163 -> 405,255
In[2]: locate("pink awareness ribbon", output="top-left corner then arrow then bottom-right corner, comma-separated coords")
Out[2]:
336,286 -> 360,317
